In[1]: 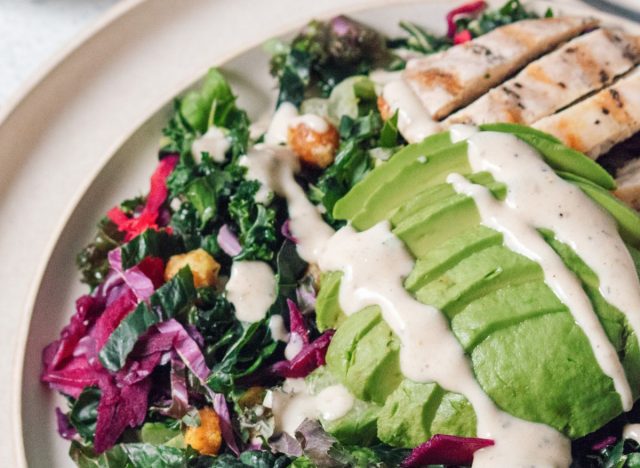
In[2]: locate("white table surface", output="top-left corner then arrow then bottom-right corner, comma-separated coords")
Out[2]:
0,0 -> 119,110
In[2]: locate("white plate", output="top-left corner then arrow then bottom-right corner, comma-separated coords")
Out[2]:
1,0 -> 637,466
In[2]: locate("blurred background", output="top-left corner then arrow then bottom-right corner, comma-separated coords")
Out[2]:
0,0 -> 118,109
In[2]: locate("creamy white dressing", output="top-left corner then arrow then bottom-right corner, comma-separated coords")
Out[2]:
226,261 -> 277,323
268,315 -> 289,342
284,333 -> 305,361
381,79 -> 440,144
448,130 -> 640,411
290,114 -> 329,133
624,424 -> 640,443
449,123 -> 479,143
244,130 -> 640,466
191,126 -> 230,162
268,379 -> 355,436
265,102 -> 299,145
244,145 -> 334,263
239,148 -> 276,204
319,222 -> 570,467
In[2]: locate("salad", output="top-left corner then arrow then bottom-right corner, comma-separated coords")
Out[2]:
42,1 -> 640,467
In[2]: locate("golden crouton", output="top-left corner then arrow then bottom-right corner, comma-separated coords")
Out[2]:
184,407 -> 222,456
164,248 -> 220,288
287,119 -> 339,169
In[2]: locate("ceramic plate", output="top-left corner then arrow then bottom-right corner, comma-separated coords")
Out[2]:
2,0 -> 636,466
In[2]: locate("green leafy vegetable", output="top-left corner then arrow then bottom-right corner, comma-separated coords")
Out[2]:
69,441 -> 185,468
206,319 -> 279,394
454,0 -> 540,38
161,68 -> 250,161
76,218 -> 125,289
208,451 -> 293,467
99,267 -> 197,371
139,422 -> 181,445
268,16 -> 388,106
229,181 -> 278,262
310,111 -> 382,227
69,387 -> 101,442
120,229 -> 183,269
189,287 -> 243,365
390,21 -> 451,55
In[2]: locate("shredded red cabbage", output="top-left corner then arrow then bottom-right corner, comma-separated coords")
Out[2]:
281,220 -> 299,243
107,155 -> 178,241
287,299 -> 309,344
158,356 -> 189,419
401,434 -> 494,467
217,224 -> 242,256
212,392 -> 241,455
445,1 -> 487,37
107,249 -> 163,301
592,435 -> 617,451
55,408 -> 77,441
270,330 -> 335,378
156,319 -> 210,382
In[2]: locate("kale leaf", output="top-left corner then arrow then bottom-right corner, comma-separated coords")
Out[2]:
161,68 -> 250,161
229,181 -> 277,262
69,387 -> 101,442
454,0 -> 541,38
268,16 -> 388,106
206,319 -> 279,394
76,217 -> 125,289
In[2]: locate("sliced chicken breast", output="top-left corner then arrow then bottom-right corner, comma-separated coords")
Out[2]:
615,157 -> 640,210
534,69 -> 640,158
404,16 -> 596,120
446,29 -> 640,126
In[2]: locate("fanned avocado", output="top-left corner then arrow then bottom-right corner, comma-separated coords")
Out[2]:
325,306 -> 403,404
377,380 -> 477,448
305,367 -> 381,445
315,271 -> 346,332
316,126 -> 640,448
350,142 -> 471,230
333,131 -> 454,221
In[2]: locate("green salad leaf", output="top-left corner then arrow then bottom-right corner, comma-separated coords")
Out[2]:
206,319 -> 279,394
99,267 -> 197,371
120,229 -> 183,270
69,387 -> 101,442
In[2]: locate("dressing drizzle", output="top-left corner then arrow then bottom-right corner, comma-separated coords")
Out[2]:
244,133 -> 640,466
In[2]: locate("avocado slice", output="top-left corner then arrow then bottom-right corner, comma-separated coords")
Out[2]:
452,281 -> 565,351
405,225 -> 503,292
480,123 -> 615,190
413,245 -> 543,318
472,312 -> 622,438
377,380 -> 441,447
430,390 -> 477,439
306,367 -> 381,445
325,306 -> 403,404
390,173 -> 505,229
333,132 -> 453,221
316,271 -> 346,332
350,142 -> 471,230
393,194 -> 480,258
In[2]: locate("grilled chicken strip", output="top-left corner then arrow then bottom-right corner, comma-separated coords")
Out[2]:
446,29 -> 640,126
404,16 -> 596,120
534,69 -> 640,158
